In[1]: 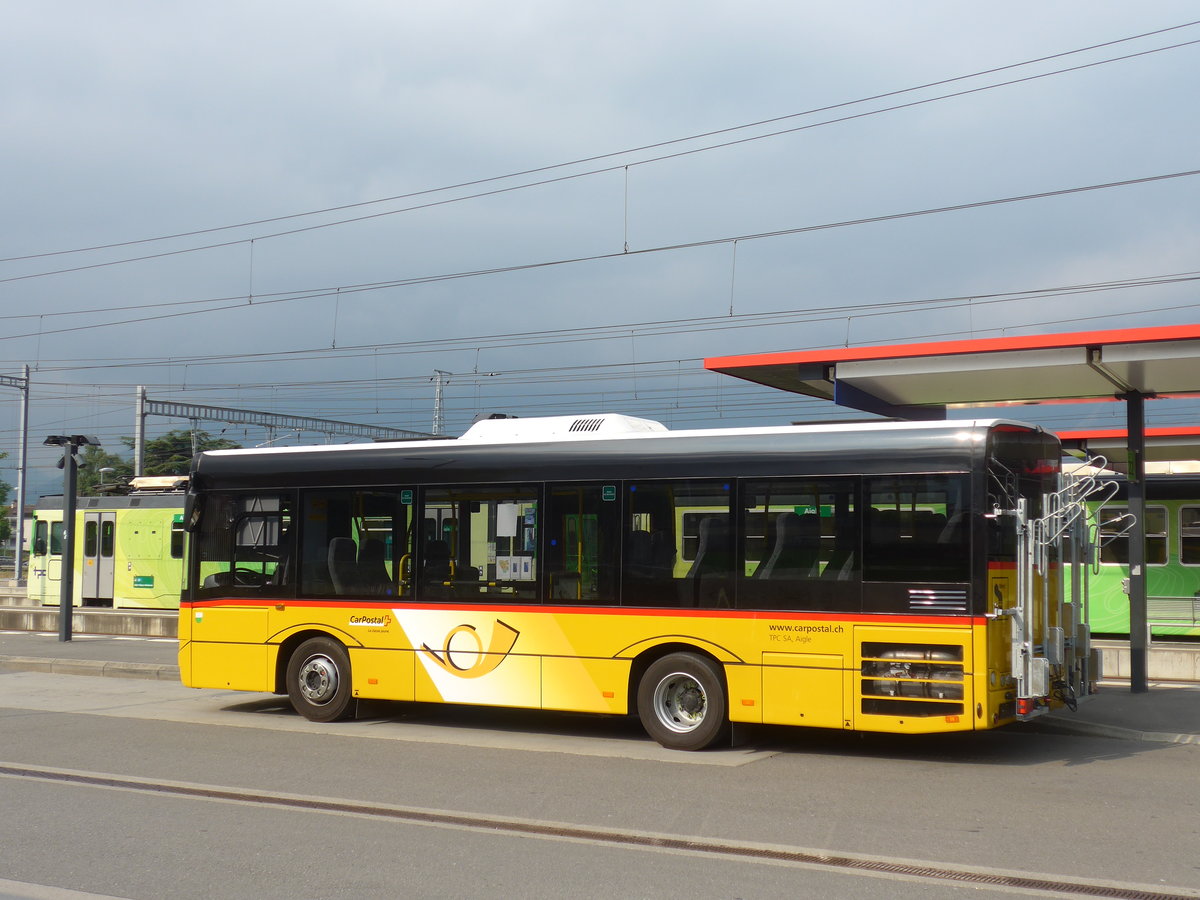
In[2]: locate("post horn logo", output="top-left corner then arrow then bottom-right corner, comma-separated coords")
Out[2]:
421,619 -> 519,679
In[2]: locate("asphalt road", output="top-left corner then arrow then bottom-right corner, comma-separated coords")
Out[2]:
1,671 -> 1198,899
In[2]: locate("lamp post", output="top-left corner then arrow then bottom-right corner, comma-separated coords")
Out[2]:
43,435 -> 101,642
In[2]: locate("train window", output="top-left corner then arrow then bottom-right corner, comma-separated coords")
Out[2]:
84,520 -> 98,558
419,486 -> 538,602
1179,506 -> 1200,566
623,480 -> 731,608
50,521 -> 64,556
1098,506 -> 1167,566
300,489 -> 412,600
194,492 -> 296,598
100,520 -> 115,558
544,484 -> 619,605
170,519 -> 185,559
33,520 -> 48,556
738,477 -> 859,612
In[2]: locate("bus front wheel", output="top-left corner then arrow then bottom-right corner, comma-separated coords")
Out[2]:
636,652 -> 730,751
287,637 -> 355,722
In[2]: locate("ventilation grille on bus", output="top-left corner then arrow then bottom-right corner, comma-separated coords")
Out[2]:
568,418 -> 605,433
907,588 -> 968,614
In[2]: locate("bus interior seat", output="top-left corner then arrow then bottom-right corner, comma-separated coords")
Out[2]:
913,511 -> 946,549
551,572 -> 582,600
683,516 -> 733,607
623,529 -> 673,606
201,571 -> 230,588
871,508 -> 902,545
820,547 -> 856,580
358,538 -> 391,595
649,529 -> 676,574
268,552 -> 292,586
625,530 -> 653,577
327,537 -> 362,595
938,512 -> 968,546
757,512 -> 819,580
267,524 -> 294,586
423,539 -> 452,584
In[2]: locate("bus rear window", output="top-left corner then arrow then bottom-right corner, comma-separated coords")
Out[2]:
988,428 -> 1060,520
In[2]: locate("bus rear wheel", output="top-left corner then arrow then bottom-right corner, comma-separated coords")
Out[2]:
287,637 -> 354,722
636,652 -> 730,751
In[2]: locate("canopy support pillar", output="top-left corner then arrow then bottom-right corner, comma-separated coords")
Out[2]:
1123,391 -> 1149,693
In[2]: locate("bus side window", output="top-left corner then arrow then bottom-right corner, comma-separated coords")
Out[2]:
622,481 -> 731,609
544,484 -> 620,604
863,475 -> 969,583
738,477 -> 859,612
299,489 -> 412,600
419,486 -> 539,602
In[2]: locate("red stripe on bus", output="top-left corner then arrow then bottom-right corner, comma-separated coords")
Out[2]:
181,597 -> 985,627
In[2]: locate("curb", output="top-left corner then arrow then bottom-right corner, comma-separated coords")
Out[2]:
0,656 -> 180,681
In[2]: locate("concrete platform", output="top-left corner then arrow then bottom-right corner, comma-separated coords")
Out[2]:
0,603 -> 177,637
1093,639 -> 1200,682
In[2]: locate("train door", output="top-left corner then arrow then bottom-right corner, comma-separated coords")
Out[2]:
27,519 -> 45,598
28,516 -> 64,604
82,511 -> 116,606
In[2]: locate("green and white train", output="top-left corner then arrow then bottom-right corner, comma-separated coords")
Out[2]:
1086,474 -> 1200,639
27,477 -> 187,610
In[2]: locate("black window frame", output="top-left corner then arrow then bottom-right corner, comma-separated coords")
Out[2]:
192,490 -> 296,599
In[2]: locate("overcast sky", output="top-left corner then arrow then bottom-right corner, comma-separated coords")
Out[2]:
3,2 -> 1200,494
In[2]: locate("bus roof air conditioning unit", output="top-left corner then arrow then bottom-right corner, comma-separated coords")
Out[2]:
458,413 -> 668,443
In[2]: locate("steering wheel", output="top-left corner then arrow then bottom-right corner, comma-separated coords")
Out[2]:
232,567 -> 266,586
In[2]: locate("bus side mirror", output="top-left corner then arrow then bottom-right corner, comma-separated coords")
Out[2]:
184,492 -> 202,532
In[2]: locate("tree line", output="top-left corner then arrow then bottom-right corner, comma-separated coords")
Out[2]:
77,429 -> 240,495
0,430 -> 238,551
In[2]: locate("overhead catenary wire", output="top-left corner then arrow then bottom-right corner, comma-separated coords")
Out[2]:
2,164 -> 1199,348
7,286 -> 1200,417
7,263 -> 1200,376
2,24 -> 1199,285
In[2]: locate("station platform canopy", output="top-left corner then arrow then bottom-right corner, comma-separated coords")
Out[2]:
706,322 -> 1200,694
1059,427 -> 1200,473
705,323 -> 1200,420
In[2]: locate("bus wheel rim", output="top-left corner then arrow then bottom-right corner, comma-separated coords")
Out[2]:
297,654 -> 339,705
652,671 -> 706,734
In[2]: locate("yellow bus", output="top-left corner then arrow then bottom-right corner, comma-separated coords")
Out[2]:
178,414 -> 1089,750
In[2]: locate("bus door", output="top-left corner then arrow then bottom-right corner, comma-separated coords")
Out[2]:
82,512 -> 116,606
